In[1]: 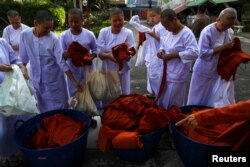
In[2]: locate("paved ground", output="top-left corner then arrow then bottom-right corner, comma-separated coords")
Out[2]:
18,23 -> 250,167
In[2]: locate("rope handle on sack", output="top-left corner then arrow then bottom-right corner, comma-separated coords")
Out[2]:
14,120 -> 25,130
70,97 -> 79,109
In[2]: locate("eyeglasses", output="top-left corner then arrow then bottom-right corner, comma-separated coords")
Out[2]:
219,20 -> 233,29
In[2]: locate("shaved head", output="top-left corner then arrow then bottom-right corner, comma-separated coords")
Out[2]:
110,7 -> 124,17
7,10 -> 20,17
68,8 -> 82,18
218,7 -> 237,21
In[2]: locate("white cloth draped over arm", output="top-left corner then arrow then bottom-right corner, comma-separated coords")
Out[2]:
129,15 -> 151,33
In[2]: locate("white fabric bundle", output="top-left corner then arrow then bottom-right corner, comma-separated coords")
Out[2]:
0,65 -> 39,116
129,15 -> 151,33
129,15 -> 157,67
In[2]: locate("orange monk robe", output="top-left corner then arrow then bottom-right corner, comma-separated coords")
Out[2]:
137,32 -> 146,49
194,100 -> 250,151
195,100 -> 250,125
28,114 -> 87,149
97,94 -> 184,152
217,37 -> 250,81
67,41 -> 93,66
112,42 -> 136,70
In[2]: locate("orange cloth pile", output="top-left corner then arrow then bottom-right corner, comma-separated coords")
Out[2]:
178,101 -> 250,151
67,41 -> 92,66
217,37 -> 250,81
112,42 -> 136,70
97,94 -> 186,152
28,113 -> 88,149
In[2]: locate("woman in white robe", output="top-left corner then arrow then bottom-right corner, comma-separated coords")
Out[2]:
2,10 -> 30,57
157,9 -> 199,109
187,8 -> 237,107
19,10 -> 80,113
145,7 -> 167,97
59,8 -> 97,97
97,8 -> 135,95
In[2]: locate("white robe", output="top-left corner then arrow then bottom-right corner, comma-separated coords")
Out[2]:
2,23 -> 30,56
187,23 -> 235,107
19,28 -> 69,113
129,15 -> 165,95
147,22 -> 166,95
158,26 -> 198,109
59,28 -> 97,97
97,26 -> 135,95
0,38 -> 21,157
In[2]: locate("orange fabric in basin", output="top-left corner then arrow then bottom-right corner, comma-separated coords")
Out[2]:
29,113 -> 87,149
178,100 -> 250,151
98,94 -> 186,152
112,131 -> 143,149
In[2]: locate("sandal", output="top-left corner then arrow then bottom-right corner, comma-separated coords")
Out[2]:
0,154 -> 23,167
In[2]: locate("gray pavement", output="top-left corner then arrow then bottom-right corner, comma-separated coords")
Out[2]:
19,23 -> 250,167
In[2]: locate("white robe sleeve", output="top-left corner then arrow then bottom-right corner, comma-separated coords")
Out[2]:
179,30 -> 199,63
53,36 -> 70,72
2,27 -> 10,44
97,28 -> 107,55
89,31 -> 98,55
58,31 -> 68,51
19,31 -> 29,64
198,29 -> 214,61
126,30 -> 136,49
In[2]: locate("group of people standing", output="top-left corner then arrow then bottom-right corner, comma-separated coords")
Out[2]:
0,7 -> 137,166
0,5 -> 239,166
140,6 -> 237,110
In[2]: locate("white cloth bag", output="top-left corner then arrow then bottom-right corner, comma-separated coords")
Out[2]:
69,83 -> 98,117
87,59 -> 108,100
0,65 -> 39,116
135,41 -> 146,67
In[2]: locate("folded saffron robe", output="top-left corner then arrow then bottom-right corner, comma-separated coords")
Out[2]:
112,42 -> 136,71
67,41 -> 92,66
217,37 -> 250,81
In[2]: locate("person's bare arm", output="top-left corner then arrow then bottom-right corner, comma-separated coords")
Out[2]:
176,114 -> 198,129
18,64 -> 29,80
99,51 -> 116,62
176,100 -> 250,128
157,51 -> 179,61
0,64 -> 12,72
65,70 -> 82,92
11,44 -> 19,51
147,28 -> 160,41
